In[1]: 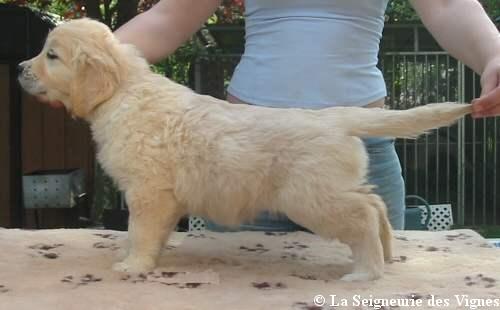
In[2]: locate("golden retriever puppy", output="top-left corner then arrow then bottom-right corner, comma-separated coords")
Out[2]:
18,19 -> 472,281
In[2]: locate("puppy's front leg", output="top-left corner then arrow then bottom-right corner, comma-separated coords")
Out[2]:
113,188 -> 182,273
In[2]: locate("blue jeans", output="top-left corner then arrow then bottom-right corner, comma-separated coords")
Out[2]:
205,137 -> 406,231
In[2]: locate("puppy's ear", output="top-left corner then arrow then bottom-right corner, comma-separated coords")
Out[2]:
69,36 -> 124,118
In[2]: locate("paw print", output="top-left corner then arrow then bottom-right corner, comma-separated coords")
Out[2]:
264,232 -> 288,236
186,233 -> 215,240
425,246 -> 450,252
61,274 -> 102,287
93,242 -> 120,251
445,233 -> 472,241
464,274 -> 496,288
252,281 -> 287,290
120,271 -> 204,289
93,233 -> 118,240
28,243 -> 63,259
391,255 -> 408,263
239,244 -> 269,254
283,241 -> 309,250
290,273 -> 317,280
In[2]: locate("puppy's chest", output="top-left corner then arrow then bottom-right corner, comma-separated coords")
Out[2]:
92,122 -> 175,190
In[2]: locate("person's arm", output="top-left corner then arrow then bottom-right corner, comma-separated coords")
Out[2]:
410,0 -> 500,117
115,0 -> 222,63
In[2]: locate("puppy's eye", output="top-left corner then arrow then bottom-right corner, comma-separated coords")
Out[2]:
47,50 -> 58,60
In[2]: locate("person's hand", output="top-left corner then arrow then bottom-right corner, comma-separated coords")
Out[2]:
472,56 -> 500,118
46,100 -> 65,109
35,94 -> 65,109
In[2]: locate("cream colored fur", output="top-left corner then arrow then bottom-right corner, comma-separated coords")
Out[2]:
18,19 -> 472,281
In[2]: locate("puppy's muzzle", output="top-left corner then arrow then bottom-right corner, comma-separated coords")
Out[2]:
17,60 -> 46,96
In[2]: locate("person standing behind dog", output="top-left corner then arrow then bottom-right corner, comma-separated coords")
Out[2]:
51,0 -> 500,230
118,0 -> 500,231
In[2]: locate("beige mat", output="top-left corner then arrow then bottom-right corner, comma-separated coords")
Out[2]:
0,228 -> 499,309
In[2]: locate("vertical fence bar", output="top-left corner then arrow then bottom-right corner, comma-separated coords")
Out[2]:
472,73 -> 476,226
478,73 -> 487,225
435,54 -> 440,202
413,54 -> 418,195
483,116 -> 486,225
495,117 -> 498,225
391,54 -> 396,109
457,62 -> 466,225
424,54 -> 429,200
446,56 -> 451,203
403,55 -> 408,183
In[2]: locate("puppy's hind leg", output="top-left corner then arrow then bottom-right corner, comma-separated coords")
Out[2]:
356,185 -> 393,262
284,189 -> 389,281
373,194 -> 393,262
113,188 -> 183,273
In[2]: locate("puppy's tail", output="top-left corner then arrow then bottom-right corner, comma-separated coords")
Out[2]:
337,103 -> 472,139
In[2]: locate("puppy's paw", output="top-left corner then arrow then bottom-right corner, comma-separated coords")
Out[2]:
112,257 -> 155,274
340,271 -> 381,282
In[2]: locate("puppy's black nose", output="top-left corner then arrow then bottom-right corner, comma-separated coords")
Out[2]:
17,63 -> 24,75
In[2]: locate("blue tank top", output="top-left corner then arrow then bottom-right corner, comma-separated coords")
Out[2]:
227,0 -> 389,109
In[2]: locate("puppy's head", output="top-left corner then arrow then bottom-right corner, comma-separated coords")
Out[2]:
18,18 -> 127,118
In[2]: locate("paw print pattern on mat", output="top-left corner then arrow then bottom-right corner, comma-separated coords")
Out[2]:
290,273 -> 317,280
283,241 -> 309,250
391,255 -> 408,263
264,231 -> 288,236
92,242 -> 120,251
445,233 -> 472,241
252,281 -> 287,290
425,246 -> 451,253
120,271 -> 212,289
93,233 -> 118,240
186,233 -> 215,240
28,243 -> 63,259
464,274 -> 497,288
61,274 -> 102,287
239,244 -> 269,254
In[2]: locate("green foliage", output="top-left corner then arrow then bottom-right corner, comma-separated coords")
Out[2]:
481,0 -> 500,20
0,0 -> 161,28
46,1 -> 75,17
164,40 -> 203,86
212,0 -> 244,25
386,1 -> 420,24
0,0 -> 82,18
386,0 -> 499,24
